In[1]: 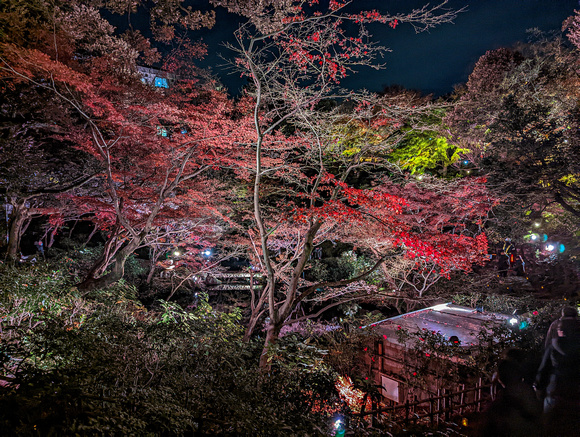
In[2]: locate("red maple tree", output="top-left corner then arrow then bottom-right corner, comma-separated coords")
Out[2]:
218,0 -> 487,367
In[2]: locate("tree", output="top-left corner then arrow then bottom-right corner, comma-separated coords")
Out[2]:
0,2 -> 246,288
388,109 -> 470,177
445,33 -> 580,247
220,0 -> 489,367
0,80 -> 99,260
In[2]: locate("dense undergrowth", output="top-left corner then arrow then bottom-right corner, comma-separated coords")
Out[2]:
0,253 -> 575,436
0,258 -> 346,436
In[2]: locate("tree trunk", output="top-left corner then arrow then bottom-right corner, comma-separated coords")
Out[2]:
244,309 -> 262,342
244,278 -> 268,341
6,202 -> 28,261
83,223 -> 98,247
259,322 -> 282,369
77,238 -> 141,292
146,247 -> 163,284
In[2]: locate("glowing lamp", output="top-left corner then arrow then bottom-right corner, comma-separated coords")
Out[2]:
173,251 -> 181,256
531,234 -> 537,240
509,318 -> 518,326
546,244 -> 554,252
534,222 -> 541,227
203,250 -> 212,256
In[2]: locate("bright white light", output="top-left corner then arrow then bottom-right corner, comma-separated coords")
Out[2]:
432,303 -> 450,311
509,318 -> 518,326
534,223 -> 541,227
546,244 -> 554,252
204,250 -> 211,256
531,234 -> 537,240
334,419 -> 343,429
173,251 -> 180,256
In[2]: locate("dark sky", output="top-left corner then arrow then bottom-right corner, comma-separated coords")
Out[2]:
188,0 -> 578,96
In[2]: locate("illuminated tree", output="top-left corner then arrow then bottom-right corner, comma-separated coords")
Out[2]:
0,83 -> 98,260
446,36 -> 580,244
223,0 -> 489,367
0,2 -> 239,288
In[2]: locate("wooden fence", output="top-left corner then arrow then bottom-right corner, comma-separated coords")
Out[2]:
353,381 -> 490,427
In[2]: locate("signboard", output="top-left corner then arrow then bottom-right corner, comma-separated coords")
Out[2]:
381,375 -> 400,403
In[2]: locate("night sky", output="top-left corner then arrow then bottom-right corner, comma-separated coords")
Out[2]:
185,0 -> 578,96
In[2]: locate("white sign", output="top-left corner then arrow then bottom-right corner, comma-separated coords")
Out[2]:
381,375 -> 399,403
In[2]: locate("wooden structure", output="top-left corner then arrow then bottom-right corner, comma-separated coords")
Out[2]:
362,303 -> 509,406
353,381 -> 490,427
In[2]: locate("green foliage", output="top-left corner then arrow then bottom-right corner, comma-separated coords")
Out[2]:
451,292 -> 542,315
309,259 -> 331,281
0,258 -> 341,436
308,251 -> 382,287
49,243 -> 147,283
267,333 -> 330,372
389,130 -> 469,176
337,251 -> 383,285
319,328 -> 374,377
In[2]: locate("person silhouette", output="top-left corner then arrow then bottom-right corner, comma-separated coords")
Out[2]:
535,316 -> 580,435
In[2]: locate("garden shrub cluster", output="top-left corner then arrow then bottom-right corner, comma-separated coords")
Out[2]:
0,260 -> 343,436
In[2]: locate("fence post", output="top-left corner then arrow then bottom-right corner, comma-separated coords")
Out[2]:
441,389 -> 446,422
447,389 -> 453,422
436,388 -> 441,425
477,377 -> 482,412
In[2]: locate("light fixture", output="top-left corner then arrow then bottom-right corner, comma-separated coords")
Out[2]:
546,244 -> 554,252
509,318 -> 518,326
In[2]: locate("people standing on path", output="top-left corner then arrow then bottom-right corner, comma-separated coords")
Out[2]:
534,312 -> 580,436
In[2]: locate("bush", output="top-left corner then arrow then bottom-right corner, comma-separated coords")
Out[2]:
0,259 -> 341,436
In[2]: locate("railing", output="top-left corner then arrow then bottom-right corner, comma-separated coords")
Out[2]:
353,382 -> 490,427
